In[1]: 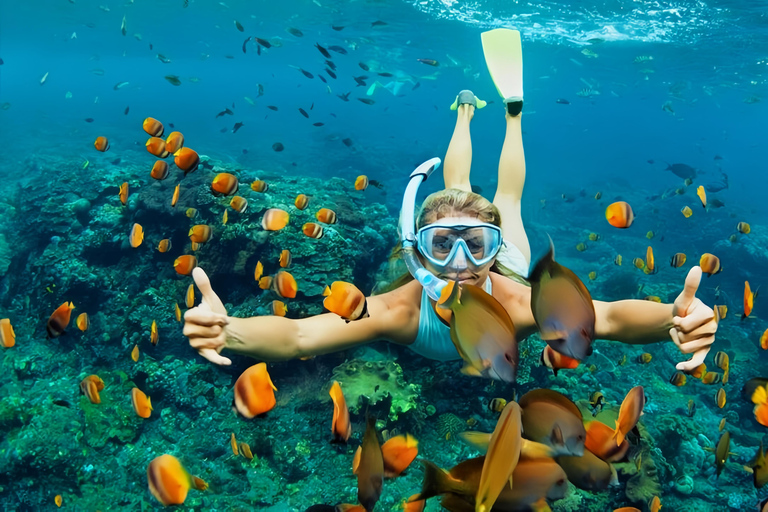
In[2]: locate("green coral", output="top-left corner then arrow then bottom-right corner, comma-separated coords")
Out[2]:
331,359 -> 419,421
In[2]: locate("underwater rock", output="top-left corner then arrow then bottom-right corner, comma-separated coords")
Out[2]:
331,359 -> 419,421
674,473 -> 694,495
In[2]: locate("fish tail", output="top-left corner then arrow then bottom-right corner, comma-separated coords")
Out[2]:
416,460 -> 456,501
612,420 -> 625,446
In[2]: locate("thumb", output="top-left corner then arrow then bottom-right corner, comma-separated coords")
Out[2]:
192,267 -> 227,315
199,348 -> 232,366
676,266 -> 702,317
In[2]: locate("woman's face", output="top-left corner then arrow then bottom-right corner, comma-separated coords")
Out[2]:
420,216 -> 497,287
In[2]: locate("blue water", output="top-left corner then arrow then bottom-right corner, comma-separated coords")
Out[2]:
2,0 -> 768,510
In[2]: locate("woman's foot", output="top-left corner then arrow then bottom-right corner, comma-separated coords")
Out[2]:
504,96 -> 523,116
450,90 -> 487,111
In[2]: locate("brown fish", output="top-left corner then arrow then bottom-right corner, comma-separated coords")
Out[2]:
556,448 -> 619,491
437,281 -> 518,382
529,240 -> 595,360
518,389 -> 586,456
476,401 -> 522,512
357,416 -> 384,511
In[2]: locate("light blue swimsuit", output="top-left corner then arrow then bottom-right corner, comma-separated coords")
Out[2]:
407,278 -> 493,361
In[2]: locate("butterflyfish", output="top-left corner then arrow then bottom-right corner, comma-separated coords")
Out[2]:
151,160 -> 169,180
329,380 -> 351,443
94,136 -> 109,152
294,193 -> 308,209
1,318 -> 15,347
250,180 -> 269,192
605,201 -> 634,228
612,386 -> 645,446
171,183 -> 180,207
189,225 -> 213,244
211,173 -> 239,196
130,223 -> 144,248
262,208 -> 290,231
131,344 -> 139,361
47,301 -> 75,338
230,196 -> 248,213
302,222 -> 324,239
185,284 -> 194,308
270,300 -> 287,316
273,271 -> 297,298
737,222 -> 751,234
158,239 -> 172,253
529,240 -> 595,361
150,319 -> 159,345
355,175 -> 369,191
173,255 -> 197,275
146,137 -> 169,158
254,261 -> 263,281
437,280 -> 518,382
699,253 -> 722,276
147,454 -> 208,506
131,387 -> 152,418
119,182 -> 129,205
315,208 -> 337,224
80,375 -> 104,404
540,345 -> 579,376
279,249 -> 291,268
323,281 -> 368,322
142,117 -> 164,137
697,185 -> 707,207
173,147 -> 199,175
165,131 -> 184,153
233,362 -> 277,418
681,206 -> 693,218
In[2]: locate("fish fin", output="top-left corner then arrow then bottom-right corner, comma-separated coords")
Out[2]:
612,420 -> 625,446
550,424 -> 564,447
528,236 -> 555,284
460,365 -> 483,377
608,464 -> 619,486
530,497 -> 552,512
416,460 -> 457,500
458,431 -> 490,454
539,330 -> 567,342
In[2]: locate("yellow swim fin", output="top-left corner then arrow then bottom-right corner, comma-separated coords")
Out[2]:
481,28 -> 523,108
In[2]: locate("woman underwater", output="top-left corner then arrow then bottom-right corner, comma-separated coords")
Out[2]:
183,92 -> 718,374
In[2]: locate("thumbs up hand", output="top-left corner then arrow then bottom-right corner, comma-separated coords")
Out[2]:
670,266 -> 718,371
183,267 -> 232,365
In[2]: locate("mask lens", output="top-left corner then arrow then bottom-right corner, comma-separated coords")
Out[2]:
418,223 -> 501,266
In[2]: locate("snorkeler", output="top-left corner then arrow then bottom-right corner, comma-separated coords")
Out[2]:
183,29 -> 717,374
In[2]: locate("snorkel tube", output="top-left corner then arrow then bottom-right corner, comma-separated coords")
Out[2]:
400,157 -> 449,302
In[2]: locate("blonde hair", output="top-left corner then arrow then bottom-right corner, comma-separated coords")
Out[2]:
376,189 -> 526,293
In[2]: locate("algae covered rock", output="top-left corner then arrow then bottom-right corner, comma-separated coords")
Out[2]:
331,359 -> 419,421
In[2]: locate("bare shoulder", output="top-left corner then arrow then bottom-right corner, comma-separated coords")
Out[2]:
489,273 -> 536,335
366,280 -> 422,345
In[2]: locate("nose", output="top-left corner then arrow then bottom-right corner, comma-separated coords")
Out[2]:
448,247 -> 468,271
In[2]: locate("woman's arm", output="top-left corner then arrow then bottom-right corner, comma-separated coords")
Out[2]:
593,299 -> 674,345
224,283 -> 420,362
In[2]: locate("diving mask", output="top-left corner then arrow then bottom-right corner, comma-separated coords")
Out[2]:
417,220 -> 503,268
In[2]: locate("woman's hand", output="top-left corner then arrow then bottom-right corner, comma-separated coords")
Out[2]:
670,266 -> 717,371
183,267 -> 232,365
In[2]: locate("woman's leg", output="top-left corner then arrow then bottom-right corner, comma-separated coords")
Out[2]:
493,112 -> 531,264
443,104 -> 474,192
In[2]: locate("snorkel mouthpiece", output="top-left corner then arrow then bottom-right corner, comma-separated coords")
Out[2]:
400,157 -> 448,302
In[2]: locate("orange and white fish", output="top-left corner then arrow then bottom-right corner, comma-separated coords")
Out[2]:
174,255 -> 197,275
233,362 -> 277,418
612,386 -> 645,446
47,302 -> 75,338
130,223 -> 144,248
605,201 -> 634,228
131,387 -> 152,418
262,208 -> 290,231
147,454 -> 207,506
94,136 -> 109,152
323,281 -> 369,322
329,380 -> 351,443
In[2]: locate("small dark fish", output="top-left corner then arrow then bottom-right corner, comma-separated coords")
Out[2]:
242,36 -> 252,53
169,123 -> 175,128
225,55 -> 235,59
255,37 -> 272,49
157,54 -> 171,63
287,27 -> 303,37
709,198 -> 726,208
326,68 -> 337,79
328,45 -> 347,55
330,113 -> 336,118
149,43 -> 153,50
0,58 -> 3,65
113,81 -> 130,90
318,75 -> 327,84
257,45 -> 261,56
647,159 -> 654,164
111,158 -> 121,165
371,20 -> 388,27
216,108 -> 234,118
359,62 -> 370,71
342,138 -> 353,147
556,98 -> 570,105
232,122 -> 244,133
417,58 -> 439,66
353,75 -> 368,87
243,149 -> 248,154
232,102 -> 235,108
369,180 -> 384,189
377,72 -> 393,77
272,142 -> 284,152
84,118 -> 94,123
124,106 -> 129,115
53,399 -> 71,407
298,68 -> 314,79
412,82 -> 421,91
257,84 -> 264,97
331,25 -> 345,31
357,98 -> 375,105
471,184 -> 483,194
220,127 -> 228,133
235,20 -> 244,32
299,108 -> 309,118
164,75 -> 182,86
714,155 -> 723,160
315,43 -> 331,59
337,92 -> 350,102
313,122 -> 324,127
267,105 -> 279,111
325,60 -> 337,70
